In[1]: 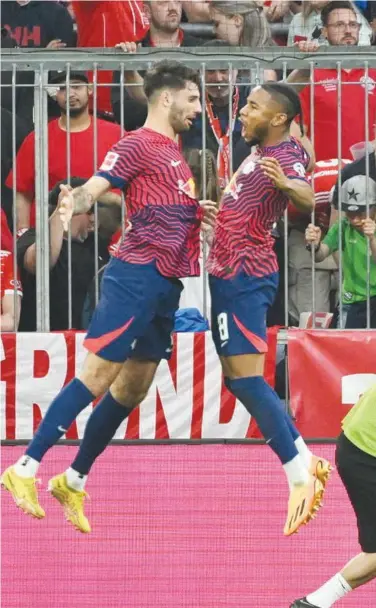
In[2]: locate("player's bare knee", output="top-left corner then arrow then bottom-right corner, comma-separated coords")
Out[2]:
127,387 -> 149,406
110,358 -> 159,406
111,383 -> 148,408
79,353 -> 122,398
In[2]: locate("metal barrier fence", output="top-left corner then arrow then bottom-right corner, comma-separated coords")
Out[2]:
2,46 -> 376,334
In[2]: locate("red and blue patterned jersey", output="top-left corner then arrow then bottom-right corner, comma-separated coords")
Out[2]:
97,128 -> 202,278
207,138 -> 310,278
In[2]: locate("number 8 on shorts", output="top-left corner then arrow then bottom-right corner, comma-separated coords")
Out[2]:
217,312 -> 229,342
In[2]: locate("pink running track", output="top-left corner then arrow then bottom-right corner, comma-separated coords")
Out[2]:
1,445 -> 375,607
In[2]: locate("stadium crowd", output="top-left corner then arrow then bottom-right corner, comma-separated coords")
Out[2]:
1,0 -> 376,333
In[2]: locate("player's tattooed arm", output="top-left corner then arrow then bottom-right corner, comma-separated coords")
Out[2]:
58,176 -> 111,230
259,157 -> 315,213
70,187 -> 95,214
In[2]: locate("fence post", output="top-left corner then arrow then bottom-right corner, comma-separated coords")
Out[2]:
34,65 -> 50,332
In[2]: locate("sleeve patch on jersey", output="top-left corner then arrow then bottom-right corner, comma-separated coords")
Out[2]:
100,152 -> 120,172
242,160 -> 256,175
293,162 -> 306,177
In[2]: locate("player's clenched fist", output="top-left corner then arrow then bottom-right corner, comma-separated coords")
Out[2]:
361,217 -> 376,239
259,157 -> 289,190
305,223 -> 322,246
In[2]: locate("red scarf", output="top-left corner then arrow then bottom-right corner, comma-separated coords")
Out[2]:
206,87 -> 240,190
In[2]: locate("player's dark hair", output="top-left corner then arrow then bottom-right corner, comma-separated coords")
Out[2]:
261,82 -> 304,135
143,60 -> 201,100
321,1 -> 356,27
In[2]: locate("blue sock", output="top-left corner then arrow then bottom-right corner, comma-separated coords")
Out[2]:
284,410 -> 300,441
225,376 -> 299,464
26,378 -> 94,462
71,391 -> 133,475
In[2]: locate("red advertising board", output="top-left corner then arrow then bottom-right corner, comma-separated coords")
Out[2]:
288,329 -> 376,438
0,329 -> 278,441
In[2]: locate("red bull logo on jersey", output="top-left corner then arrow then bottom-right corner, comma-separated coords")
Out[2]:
224,170 -> 243,201
178,178 -> 196,199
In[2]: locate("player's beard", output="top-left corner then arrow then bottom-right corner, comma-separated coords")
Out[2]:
169,104 -> 190,134
243,123 -> 269,147
60,103 -> 88,118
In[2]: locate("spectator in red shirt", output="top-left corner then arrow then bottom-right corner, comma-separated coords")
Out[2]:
299,1 -> 376,161
0,249 -> 22,331
0,208 -> 14,253
1,107 -> 28,230
6,71 -> 122,233
72,1 -> 148,113
112,1 -> 202,131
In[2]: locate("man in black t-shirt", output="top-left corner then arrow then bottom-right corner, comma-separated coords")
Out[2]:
17,178 -> 121,331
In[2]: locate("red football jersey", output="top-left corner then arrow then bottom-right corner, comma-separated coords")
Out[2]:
0,250 -> 22,301
208,138 -> 310,279
97,128 -> 202,278
72,1 -> 148,112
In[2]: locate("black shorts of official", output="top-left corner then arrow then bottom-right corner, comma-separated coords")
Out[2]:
335,432 -> 376,553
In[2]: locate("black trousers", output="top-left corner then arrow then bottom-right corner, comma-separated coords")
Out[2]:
336,432 -> 376,553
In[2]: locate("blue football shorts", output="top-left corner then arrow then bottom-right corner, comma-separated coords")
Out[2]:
84,257 -> 183,362
209,271 -> 278,357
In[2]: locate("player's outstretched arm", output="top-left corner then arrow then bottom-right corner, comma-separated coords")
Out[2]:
259,157 -> 314,213
58,176 -> 111,230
